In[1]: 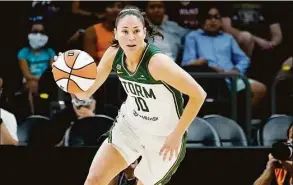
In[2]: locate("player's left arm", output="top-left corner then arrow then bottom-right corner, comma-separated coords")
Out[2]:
149,53 -> 207,137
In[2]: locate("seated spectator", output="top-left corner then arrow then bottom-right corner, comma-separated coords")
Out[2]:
221,2 -> 282,57
166,1 -> 201,30
272,57 -> 293,115
29,1 -> 70,52
253,124 -> 292,185
145,1 -> 188,62
50,95 -> 97,145
0,78 -> 18,145
82,1 -> 124,108
83,1 -> 123,65
221,2 -> 284,88
71,1 -> 105,31
182,7 -> 266,106
68,1 -> 124,50
17,21 -> 55,115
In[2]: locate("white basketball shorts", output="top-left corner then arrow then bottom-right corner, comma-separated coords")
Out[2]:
104,114 -> 187,185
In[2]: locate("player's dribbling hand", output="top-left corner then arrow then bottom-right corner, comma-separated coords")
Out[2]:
52,52 -> 64,68
160,132 -> 182,161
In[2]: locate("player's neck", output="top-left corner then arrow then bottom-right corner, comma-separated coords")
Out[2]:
124,42 -> 147,65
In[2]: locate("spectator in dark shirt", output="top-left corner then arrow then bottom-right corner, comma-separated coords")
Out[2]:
166,1 -> 201,30
221,2 -> 282,57
221,2 -> 284,88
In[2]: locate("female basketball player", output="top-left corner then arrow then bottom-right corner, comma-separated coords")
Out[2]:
75,5 -> 206,185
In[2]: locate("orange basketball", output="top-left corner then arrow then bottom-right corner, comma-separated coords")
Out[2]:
52,50 -> 97,94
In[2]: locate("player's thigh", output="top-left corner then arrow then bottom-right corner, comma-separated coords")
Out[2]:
85,141 -> 129,185
135,133 -> 187,185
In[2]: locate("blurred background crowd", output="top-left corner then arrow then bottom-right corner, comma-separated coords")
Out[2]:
0,0 -> 292,149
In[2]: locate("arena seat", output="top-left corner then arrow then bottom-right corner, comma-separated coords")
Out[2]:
258,114 -> 293,146
101,104 -> 119,120
17,115 -> 51,146
187,117 -> 221,147
64,115 -> 114,147
203,115 -> 248,146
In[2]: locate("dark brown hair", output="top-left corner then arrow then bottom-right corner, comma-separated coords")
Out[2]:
111,5 -> 164,47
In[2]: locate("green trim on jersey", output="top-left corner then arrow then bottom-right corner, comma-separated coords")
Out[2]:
108,125 -> 114,143
154,132 -> 188,185
161,81 -> 184,118
112,44 -> 163,84
112,43 -> 184,116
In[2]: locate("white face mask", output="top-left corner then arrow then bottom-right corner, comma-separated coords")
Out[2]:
28,33 -> 48,49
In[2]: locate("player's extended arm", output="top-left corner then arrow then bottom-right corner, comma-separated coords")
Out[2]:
149,53 -> 207,137
75,47 -> 118,100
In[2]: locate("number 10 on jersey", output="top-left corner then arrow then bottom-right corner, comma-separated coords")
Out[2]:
132,96 -> 149,112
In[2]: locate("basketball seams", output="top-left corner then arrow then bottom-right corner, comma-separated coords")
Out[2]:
68,80 -> 84,91
53,66 -> 70,76
67,52 -> 81,92
54,66 -> 96,80
72,61 -> 96,70
70,74 -> 96,80
55,78 -> 71,82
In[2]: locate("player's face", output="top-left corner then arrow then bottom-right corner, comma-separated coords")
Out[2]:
115,15 -> 146,52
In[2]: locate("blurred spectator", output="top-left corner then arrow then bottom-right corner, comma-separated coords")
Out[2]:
71,1 -> 105,34
0,78 -> 18,145
81,2 -> 124,108
273,57 -> 293,115
166,1 -> 201,30
83,1 -> 123,65
221,2 -> 282,57
50,95 -> 96,146
221,2 -> 284,87
28,1 -> 71,52
17,21 -> 55,115
182,7 -> 266,106
37,66 -> 60,117
253,124 -> 292,185
145,1 -> 188,62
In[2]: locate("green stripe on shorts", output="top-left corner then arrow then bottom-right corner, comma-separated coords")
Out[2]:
107,124 -> 115,143
154,132 -> 187,185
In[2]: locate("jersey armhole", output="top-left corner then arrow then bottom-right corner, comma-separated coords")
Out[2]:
111,47 -> 123,71
146,51 -> 164,83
